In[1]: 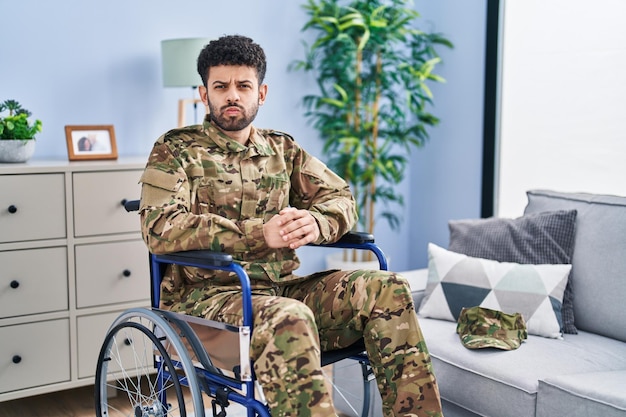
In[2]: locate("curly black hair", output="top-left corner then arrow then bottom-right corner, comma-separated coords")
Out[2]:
197,35 -> 267,87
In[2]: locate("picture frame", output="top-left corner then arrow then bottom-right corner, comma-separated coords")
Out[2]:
65,125 -> 118,161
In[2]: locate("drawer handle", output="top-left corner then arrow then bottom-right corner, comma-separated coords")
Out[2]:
10,280 -> 20,289
122,269 -> 132,278
12,355 -> 22,364
8,205 -> 17,214
124,338 -> 132,346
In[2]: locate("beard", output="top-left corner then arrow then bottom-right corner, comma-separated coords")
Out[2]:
207,99 -> 260,132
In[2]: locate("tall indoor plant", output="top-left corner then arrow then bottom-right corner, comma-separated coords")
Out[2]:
292,0 -> 451,260
0,99 -> 42,163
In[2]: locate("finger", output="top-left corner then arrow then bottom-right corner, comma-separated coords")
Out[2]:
280,214 -> 314,238
278,207 -> 297,215
281,221 -> 308,241
275,208 -> 298,226
288,230 -> 315,249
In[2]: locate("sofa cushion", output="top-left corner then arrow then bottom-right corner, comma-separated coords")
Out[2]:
536,371 -> 626,417
448,209 -> 578,333
417,317 -> 626,417
420,243 -> 570,338
524,190 -> 626,341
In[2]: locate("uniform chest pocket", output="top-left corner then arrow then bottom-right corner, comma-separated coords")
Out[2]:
197,178 -> 243,217
257,173 -> 289,217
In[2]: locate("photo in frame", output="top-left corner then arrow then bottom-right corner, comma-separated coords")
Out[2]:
65,125 -> 118,161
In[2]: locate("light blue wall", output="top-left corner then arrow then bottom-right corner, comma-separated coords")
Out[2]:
406,0 -> 487,269
0,0 -> 485,273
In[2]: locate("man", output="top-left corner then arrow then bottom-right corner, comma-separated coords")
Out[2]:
139,34 -> 442,417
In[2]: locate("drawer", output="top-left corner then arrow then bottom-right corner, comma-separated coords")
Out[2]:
0,174 -> 66,243
75,240 -> 149,308
77,311 -> 122,379
73,170 -> 142,237
0,247 -> 68,318
77,312 -> 153,379
0,319 -> 70,394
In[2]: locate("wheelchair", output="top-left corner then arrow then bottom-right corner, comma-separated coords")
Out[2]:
94,199 -> 388,417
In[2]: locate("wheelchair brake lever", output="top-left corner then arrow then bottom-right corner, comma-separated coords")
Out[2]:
212,386 -> 231,417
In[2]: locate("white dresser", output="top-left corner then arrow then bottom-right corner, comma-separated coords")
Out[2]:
0,158 -> 150,401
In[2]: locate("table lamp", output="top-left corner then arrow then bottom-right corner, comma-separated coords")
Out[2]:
161,37 -> 211,127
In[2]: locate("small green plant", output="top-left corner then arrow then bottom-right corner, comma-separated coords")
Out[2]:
0,99 -> 43,140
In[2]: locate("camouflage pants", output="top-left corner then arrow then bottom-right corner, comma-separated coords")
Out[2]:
202,270 -> 442,417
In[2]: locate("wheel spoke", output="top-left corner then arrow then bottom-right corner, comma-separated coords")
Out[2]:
95,310 -> 205,417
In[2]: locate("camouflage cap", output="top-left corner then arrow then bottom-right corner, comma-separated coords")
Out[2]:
456,306 -> 528,350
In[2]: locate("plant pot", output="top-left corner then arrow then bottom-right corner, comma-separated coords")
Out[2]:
325,251 -> 387,271
0,140 -> 36,163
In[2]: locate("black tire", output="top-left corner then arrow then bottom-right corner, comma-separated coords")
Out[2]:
95,320 -> 187,417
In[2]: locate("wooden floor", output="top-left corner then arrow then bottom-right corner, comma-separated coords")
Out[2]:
0,385 -> 106,417
0,384 -> 246,417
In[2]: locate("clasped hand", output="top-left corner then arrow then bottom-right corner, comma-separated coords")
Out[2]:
263,207 -> 320,250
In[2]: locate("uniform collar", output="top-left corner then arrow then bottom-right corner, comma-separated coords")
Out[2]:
201,116 -> 275,157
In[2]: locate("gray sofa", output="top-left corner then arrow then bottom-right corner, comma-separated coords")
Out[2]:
413,190 -> 626,417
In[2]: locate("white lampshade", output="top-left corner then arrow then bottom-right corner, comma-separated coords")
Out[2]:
161,38 -> 212,87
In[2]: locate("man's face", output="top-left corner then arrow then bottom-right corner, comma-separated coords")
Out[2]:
200,65 -> 267,133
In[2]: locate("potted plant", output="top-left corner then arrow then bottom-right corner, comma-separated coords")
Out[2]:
292,0 -> 452,264
0,99 -> 43,163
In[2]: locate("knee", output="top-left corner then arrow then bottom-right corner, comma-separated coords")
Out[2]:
280,301 -> 317,329
373,272 -> 414,308
392,272 -> 412,295
375,271 -> 412,294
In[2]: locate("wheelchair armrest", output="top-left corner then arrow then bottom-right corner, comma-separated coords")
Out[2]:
334,231 -> 374,245
315,231 -> 388,271
315,231 -> 375,248
154,250 -> 233,268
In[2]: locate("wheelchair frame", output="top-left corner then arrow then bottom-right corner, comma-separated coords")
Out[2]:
94,199 -> 388,417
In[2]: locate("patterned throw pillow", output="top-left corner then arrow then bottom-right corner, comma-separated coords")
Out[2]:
419,243 -> 571,339
447,210 -> 578,334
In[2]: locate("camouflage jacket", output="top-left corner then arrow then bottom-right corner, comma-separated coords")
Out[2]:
139,117 -> 357,296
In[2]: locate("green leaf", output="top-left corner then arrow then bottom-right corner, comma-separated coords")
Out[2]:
290,0 -> 452,233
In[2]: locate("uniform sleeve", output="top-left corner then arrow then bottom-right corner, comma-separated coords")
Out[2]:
289,147 -> 358,244
139,140 -> 266,256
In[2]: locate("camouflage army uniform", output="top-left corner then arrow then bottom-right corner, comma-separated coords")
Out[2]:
139,117 -> 442,417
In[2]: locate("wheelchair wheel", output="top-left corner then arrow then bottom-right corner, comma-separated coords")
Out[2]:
95,308 -> 205,417
326,358 -> 375,417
